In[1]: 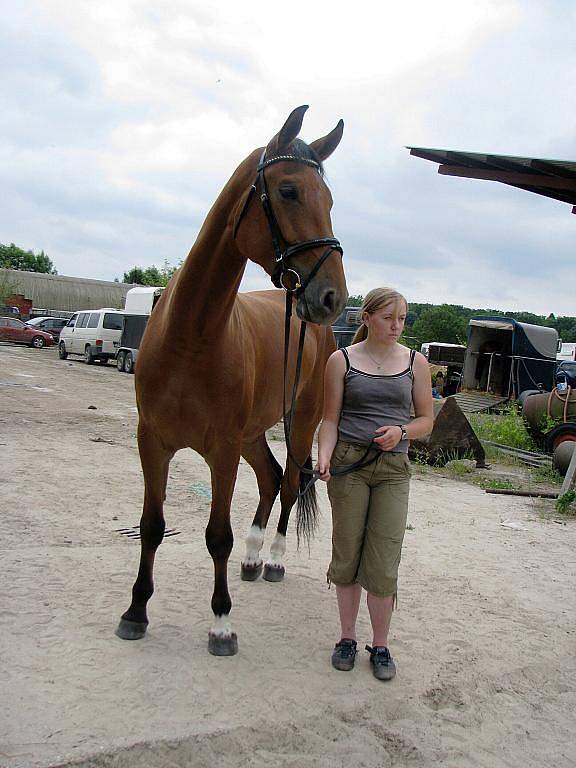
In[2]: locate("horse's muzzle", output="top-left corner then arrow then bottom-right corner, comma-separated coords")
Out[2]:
296,285 -> 348,325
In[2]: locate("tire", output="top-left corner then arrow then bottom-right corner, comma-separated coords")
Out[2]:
116,350 -> 126,372
58,342 -> 68,359
124,351 -> 134,374
545,423 -> 576,453
31,335 -> 46,349
84,345 -> 95,365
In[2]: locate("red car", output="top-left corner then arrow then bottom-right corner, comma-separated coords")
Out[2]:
0,317 -> 55,348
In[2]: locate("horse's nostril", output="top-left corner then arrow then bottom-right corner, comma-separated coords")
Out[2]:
322,289 -> 336,313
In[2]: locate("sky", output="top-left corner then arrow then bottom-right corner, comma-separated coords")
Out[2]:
1,0 -> 575,315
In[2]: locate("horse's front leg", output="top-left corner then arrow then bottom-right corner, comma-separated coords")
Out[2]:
240,435 -> 283,581
116,425 -> 172,640
206,450 -> 241,656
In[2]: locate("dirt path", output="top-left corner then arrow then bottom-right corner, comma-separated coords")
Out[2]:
1,343 -> 575,768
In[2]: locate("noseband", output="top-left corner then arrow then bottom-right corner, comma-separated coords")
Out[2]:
234,151 -> 343,293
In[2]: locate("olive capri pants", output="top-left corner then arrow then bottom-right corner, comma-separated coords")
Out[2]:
327,441 -> 411,598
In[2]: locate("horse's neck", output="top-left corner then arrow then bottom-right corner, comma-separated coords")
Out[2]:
168,163 -> 256,336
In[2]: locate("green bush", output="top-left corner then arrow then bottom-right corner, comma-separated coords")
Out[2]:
556,490 -> 576,516
469,406 -> 537,451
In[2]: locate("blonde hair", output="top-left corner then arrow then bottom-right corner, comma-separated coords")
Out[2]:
351,287 -> 408,344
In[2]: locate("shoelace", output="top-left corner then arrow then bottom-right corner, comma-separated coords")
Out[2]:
336,640 -> 357,658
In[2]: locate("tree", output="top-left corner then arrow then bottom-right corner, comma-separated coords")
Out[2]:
0,242 -> 57,274
122,259 -> 180,287
346,294 -> 363,307
410,305 -> 468,350
0,272 -> 20,305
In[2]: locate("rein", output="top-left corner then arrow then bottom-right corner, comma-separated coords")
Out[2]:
281,290 -> 381,496
236,150 -> 372,494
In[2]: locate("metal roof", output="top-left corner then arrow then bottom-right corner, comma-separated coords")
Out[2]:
407,147 -> 576,213
1,268 -> 136,312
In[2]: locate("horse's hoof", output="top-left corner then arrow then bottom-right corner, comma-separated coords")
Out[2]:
263,563 -> 285,582
241,561 -> 263,581
208,632 -> 238,656
115,618 -> 148,640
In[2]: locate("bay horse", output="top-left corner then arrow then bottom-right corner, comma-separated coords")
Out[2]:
115,106 -> 348,656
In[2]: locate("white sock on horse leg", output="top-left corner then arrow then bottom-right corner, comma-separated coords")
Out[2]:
243,524 -> 264,566
266,532 -> 286,567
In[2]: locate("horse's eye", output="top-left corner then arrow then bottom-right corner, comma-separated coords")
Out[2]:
279,186 -> 298,200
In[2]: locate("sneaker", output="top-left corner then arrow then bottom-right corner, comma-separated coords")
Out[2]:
331,639 -> 358,671
366,645 -> 396,681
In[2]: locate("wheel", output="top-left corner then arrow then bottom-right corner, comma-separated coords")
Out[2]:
84,345 -> 95,365
124,351 -> 134,374
31,336 -> 45,349
116,350 -> 126,372
545,423 -> 576,453
58,342 -> 68,359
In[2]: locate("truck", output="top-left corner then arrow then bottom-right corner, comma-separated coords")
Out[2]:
116,286 -> 164,373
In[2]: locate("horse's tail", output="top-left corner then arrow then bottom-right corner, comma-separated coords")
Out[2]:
296,455 -> 320,548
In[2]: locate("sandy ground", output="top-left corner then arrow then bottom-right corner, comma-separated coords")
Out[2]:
1,342 -> 575,768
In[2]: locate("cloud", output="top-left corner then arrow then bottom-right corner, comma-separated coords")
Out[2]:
1,0 -> 575,314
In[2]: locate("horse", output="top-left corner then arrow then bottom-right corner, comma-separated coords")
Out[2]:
115,105 -> 348,656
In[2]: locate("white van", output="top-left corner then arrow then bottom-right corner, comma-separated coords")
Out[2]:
58,308 -> 124,364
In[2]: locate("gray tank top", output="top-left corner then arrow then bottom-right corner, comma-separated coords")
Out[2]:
337,347 -> 415,453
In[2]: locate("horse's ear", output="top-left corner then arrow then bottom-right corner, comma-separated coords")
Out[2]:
267,105 -> 309,154
309,119 -> 344,162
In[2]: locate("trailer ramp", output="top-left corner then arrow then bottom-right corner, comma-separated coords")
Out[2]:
449,392 -> 509,414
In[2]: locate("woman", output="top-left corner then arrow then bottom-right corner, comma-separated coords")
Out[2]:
315,287 -> 433,680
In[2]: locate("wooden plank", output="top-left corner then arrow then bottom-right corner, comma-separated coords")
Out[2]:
560,444 -> 576,495
485,489 -> 558,499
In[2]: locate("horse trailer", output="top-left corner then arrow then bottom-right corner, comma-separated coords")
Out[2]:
116,286 -> 164,374
461,316 -> 558,400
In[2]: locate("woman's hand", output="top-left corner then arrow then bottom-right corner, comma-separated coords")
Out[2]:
314,458 -> 331,482
373,425 -> 403,451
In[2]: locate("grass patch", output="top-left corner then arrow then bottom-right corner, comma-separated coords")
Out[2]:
477,477 -> 515,491
531,465 -> 563,486
444,459 -> 474,477
556,490 -> 576,516
469,405 -> 537,451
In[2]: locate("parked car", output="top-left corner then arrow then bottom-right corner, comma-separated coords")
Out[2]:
0,305 -> 21,319
58,308 -> 124,363
25,316 -> 69,341
0,317 -> 55,348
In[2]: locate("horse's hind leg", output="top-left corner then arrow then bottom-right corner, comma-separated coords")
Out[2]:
116,425 -> 173,640
239,435 -> 283,581
265,416 -> 318,582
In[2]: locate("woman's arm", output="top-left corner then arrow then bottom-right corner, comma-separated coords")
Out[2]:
315,350 -> 346,481
407,351 -> 434,438
373,351 -> 434,451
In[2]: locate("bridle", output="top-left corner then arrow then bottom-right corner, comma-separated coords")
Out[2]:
233,150 -> 343,294
234,150 -> 373,495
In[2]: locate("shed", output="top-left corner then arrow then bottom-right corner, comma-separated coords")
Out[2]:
0,268 -> 136,315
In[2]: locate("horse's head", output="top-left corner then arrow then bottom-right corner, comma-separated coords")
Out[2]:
233,106 -> 348,325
